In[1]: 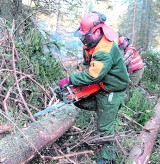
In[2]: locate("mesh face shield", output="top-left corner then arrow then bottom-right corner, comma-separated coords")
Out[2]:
79,32 -> 93,47
79,29 -> 103,48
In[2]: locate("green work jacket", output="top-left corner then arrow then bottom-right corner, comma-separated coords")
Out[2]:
70,35 -> 129,92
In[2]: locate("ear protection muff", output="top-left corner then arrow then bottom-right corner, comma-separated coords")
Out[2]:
92,11 -> 107,26
126,36 -> 130,41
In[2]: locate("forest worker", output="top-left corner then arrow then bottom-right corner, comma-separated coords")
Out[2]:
118,36 -> 145,85
58,12 -> 129,164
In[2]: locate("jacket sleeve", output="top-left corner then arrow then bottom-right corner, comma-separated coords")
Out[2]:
123,49 -> 134,65
70,51 -> 113,87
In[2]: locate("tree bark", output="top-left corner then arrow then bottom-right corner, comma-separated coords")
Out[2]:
0,0 -> 13,21
0,0 -> 22,22
0,104 -> 80,164
126,98 -> 160,164
131,0 -> 137,45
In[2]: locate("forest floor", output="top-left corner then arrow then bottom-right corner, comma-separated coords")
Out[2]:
30,83 -> 160,164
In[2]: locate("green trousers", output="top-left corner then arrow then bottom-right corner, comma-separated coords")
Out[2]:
74,90 -> 125,160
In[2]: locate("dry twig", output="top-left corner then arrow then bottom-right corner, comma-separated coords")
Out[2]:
10,21 -> 35,122
41,150 -> 93,161
2,86 -> 13,116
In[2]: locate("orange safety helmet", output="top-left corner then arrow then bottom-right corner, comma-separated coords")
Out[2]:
74,12 -> 106,37
74,12 -> 118,42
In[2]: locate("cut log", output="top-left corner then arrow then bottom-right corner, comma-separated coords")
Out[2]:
0,104 -> 80,164
126,98 -> 160,164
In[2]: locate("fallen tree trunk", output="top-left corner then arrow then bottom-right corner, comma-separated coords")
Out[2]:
0,104 -> 80,164
126,98 -> 160,164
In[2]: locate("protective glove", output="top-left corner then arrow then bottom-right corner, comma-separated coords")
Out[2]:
58,77 -> 70,88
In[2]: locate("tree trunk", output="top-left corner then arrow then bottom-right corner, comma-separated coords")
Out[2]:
0,0 -> 13,21
145,0 -> 152,50
0,0 -> 26,37
0,0 -> 22,22
138,0 -> 147,49
131,0 -> 137,45
126,98 -> 160,164
0,104 -> 80,164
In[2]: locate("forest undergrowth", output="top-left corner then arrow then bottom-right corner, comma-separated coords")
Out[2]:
0,18 -> 160,164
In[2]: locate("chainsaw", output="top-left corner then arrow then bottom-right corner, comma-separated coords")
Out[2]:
34,84 -> 101,117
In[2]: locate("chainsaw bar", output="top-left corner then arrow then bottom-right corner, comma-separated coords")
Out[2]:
34,101 -> 65,117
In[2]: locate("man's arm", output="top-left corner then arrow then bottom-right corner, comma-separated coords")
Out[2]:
70,51 -> 113,87
123,49 -> 134,65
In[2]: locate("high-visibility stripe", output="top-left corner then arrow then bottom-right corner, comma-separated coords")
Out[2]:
83,36 -> 113,92
83,36 -> 113,61
93,36 -> 113,54
128,57 -> 144,67
126,46 -> 144,72
88,61 -> 104,78
131,56 -> 141,62
128,61 -> 144,69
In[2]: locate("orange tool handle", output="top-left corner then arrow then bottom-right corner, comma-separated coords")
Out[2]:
67,84 -> 100,100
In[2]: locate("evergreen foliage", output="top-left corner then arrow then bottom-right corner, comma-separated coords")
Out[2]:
123,88 -> 153,125
142,49 -> 160,93
119,0 -> 160,50
16,29 -> 65,85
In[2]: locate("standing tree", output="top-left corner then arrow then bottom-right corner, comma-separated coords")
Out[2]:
118,0 -> 160,50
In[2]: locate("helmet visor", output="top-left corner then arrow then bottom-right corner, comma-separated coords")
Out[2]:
74,26 -> 92,37
79,33 -> 93,46
74,28 -> 85,37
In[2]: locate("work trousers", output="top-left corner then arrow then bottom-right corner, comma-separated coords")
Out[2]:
74,90 -> 125,160
129,66 -> 144,85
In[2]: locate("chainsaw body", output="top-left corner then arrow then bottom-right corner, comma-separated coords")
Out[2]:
55,84 -> 101,102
